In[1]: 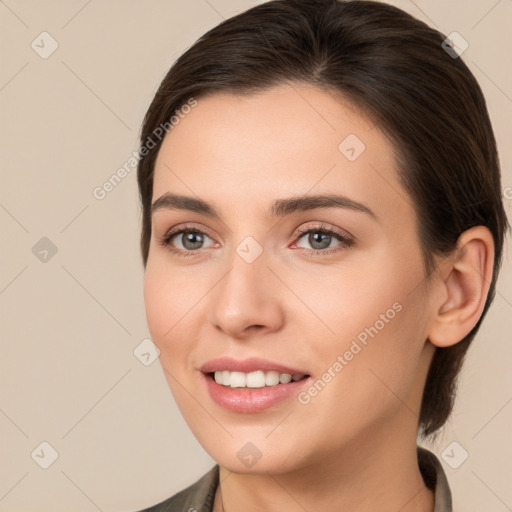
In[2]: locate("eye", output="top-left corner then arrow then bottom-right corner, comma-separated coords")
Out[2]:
293,224 -> 354,255
157,222 -> 354,258
158,225 -> 216,256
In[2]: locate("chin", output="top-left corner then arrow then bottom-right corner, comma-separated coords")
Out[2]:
202,438 -> 306,475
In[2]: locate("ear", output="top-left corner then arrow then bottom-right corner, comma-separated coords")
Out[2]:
428,226 -> 495,348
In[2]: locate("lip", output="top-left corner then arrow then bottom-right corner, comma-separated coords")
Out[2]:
201,371 -> 312,413
199,356 -> 309,375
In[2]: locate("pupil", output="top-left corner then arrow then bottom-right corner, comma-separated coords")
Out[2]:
310,232 -> 330,249
184,232 -> 203,250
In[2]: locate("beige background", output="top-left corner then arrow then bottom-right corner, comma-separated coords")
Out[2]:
1,1 -> 511,511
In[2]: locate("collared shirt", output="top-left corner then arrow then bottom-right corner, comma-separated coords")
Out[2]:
138,445 -> 453,512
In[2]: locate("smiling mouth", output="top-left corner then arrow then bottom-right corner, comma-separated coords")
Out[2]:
206,370 -> 310,389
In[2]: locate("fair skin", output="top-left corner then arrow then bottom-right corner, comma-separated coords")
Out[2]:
143,84 -> 494,512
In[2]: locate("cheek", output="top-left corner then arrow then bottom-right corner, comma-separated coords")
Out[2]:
298,303 -> 426,450
285,259 -> 404,348
143,262 -> 192,355
143,268 -> 195,408
143,264 -> 170,343
143,259 -> 214,376
334,287 -> 428,416
293,252 -> 428,406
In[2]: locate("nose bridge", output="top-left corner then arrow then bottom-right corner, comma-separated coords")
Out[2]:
220,239 -> 271,312
209,236 -> 284,335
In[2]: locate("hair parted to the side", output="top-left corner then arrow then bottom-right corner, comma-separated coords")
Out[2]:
136,0 -> 509,440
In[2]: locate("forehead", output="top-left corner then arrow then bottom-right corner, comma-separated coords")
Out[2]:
152,84 -> 408,223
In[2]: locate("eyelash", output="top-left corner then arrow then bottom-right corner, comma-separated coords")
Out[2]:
157,223 -> 354,258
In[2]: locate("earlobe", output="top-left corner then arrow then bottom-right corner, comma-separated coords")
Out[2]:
428,226 -> 495,348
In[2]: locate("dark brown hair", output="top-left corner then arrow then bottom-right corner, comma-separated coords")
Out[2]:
137,0 -> 509,440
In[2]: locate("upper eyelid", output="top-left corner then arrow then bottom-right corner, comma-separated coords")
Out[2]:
295,222 -> 354,239
163,223 -> 216,240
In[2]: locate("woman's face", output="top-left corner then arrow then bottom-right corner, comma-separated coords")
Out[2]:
144,84 -> 438,473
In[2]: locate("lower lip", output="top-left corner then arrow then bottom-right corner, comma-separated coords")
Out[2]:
202,372 -> 311,413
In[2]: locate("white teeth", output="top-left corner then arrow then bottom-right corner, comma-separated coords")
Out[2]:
265,371 -> 280,386
279,373 -> 292,384
230,371 -> 246,388
213,370 -> 307,388
246,370 -> 266,388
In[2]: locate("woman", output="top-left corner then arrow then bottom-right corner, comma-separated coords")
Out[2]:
135,0 -> 508,510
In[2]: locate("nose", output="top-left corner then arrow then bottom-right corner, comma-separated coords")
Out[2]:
208,246 -> 285,339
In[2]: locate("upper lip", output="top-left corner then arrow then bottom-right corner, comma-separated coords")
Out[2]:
200,357 -> 309,375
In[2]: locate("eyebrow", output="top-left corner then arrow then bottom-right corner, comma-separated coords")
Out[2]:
151,192 -> 377,220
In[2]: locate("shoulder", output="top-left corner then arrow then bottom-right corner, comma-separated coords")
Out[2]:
136,464 -> 219,512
